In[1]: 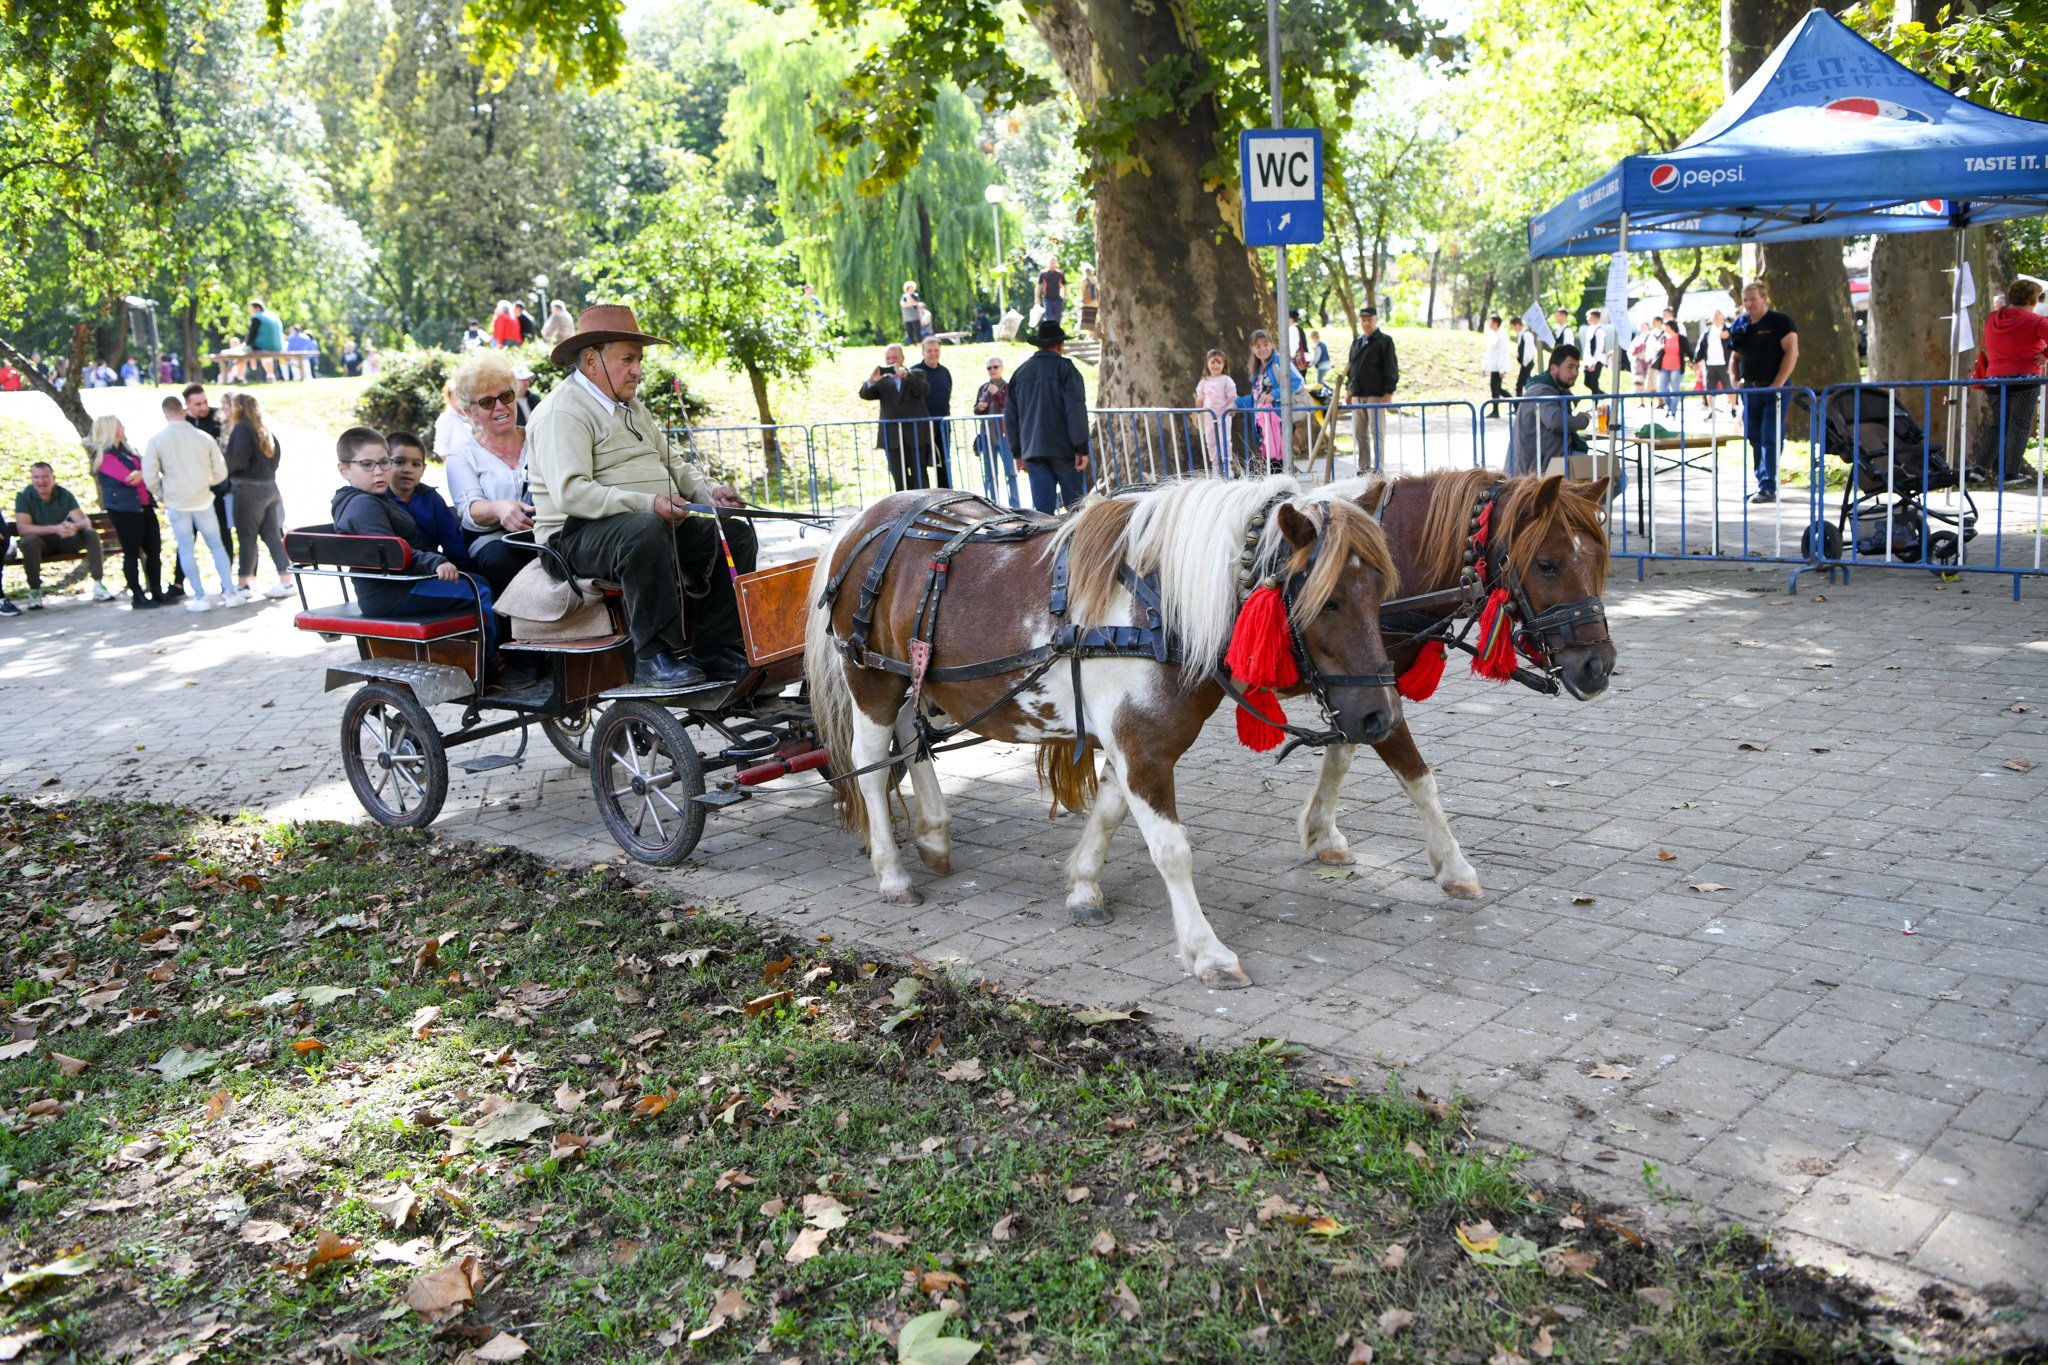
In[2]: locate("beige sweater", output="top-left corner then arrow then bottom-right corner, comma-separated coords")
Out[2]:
141,422 -> 229,512
527,377 -> 708,545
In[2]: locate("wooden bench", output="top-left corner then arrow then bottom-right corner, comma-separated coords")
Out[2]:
5,511 -> 122,562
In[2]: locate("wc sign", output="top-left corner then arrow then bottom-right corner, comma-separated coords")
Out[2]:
1239,128 -> 1324,247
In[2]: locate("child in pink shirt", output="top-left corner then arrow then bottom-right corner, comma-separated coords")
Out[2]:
1194,349 -> 1238,475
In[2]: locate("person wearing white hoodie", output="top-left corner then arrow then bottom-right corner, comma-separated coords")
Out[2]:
1480,316 -> 1513,418
141,395 -> 244,612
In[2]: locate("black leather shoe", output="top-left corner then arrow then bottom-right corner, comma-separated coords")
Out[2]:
162,584 -> 186,601
1747,490 -> 1776,504
690,646 -> 748,682
635,649 -> 708,689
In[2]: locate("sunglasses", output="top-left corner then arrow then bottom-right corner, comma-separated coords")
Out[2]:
472,391 -> 516,410
987,364 -> 1002,371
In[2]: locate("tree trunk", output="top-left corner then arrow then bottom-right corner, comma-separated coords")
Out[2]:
745,363 -> 784,479
1031,0 -> 1266,407
181,298 -> 200,383
1726,0 -> 1860,391
1325,248 -> 1357,334
1425,246 -> 1440,326
0,329 -> 90,437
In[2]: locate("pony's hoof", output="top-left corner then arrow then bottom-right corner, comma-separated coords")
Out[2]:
1199,965 -> 1253,990
881,885 -> 923,906
1441,879 -> 1482,900
1315,847 -> 1356,866
1070,902 -> 1113,928
918,847 -> 951,874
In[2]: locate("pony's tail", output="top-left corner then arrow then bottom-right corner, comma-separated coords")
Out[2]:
803,530 -> 864,833
1035,741 -> 1099,817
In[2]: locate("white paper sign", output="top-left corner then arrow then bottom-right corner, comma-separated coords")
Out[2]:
1523,304 -> 1555,347
1604,253 -> 1634,356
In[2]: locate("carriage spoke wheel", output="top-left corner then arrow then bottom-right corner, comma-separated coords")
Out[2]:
542,703 -> 597,768
590,700 -> 705,866
340,682 -> 448,829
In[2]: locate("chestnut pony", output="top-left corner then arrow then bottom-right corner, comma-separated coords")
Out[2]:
804,476 -> 1401,987
1295,469 -> 1617,895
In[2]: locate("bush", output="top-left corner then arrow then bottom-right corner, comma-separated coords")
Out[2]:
353,345 -> 708,458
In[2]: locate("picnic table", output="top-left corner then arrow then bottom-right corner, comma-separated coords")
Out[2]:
1616,424 -> 1745,540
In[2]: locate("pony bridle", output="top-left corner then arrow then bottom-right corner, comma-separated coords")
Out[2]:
1472,486 -> 1611,692
1237,498 -> 1399,753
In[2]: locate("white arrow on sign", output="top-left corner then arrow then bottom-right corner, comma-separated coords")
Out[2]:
1277,212 -> 1291,232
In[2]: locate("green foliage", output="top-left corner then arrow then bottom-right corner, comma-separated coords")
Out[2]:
1846,0 -> 2048,122
581,163 -> 836,425
724,11 -> 1002,338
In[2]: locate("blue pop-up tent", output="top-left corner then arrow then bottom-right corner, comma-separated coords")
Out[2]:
1527,8 -> 2048,261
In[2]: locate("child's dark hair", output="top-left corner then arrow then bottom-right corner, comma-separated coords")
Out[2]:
1205,348 -> 1227,368
386,430 -> 426,457
336,426 -> 388,463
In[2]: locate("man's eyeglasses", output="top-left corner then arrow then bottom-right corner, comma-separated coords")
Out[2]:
472,391 -> 517,410
350,458 -> 394,471
987,364 -> 1001,372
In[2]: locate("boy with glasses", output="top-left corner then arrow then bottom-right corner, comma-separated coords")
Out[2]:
331,427 -> 531,687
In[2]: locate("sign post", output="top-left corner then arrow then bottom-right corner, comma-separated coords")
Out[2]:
1242,0 -> 1323,474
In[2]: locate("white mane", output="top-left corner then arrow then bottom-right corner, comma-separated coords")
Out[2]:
1051,474 -> 1307,681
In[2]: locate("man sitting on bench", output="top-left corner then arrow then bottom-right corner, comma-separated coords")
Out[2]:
14,462 -> 116,610
330,428 -> 532,688
527,304 -> 755,690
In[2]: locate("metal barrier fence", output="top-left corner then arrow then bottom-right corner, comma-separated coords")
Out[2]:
648,378 -> 2039,596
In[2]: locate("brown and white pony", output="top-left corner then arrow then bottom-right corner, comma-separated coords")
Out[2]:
1293,469 -> 1616,895
803,475 -> 1402,987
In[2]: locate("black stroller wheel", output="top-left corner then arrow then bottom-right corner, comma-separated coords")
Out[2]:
1801,520 -> 1844,560
1926,530 -> 1960,572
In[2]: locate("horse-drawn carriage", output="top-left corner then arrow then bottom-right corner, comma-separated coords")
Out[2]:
283,516 -> 826,866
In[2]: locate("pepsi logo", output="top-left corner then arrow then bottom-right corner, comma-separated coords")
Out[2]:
1821,97 -> 1932,124
1923,199 -> 1946,214
1649,163 -> 1680,192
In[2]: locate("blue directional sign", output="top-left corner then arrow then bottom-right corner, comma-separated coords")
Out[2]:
1240,129 -> 1324,247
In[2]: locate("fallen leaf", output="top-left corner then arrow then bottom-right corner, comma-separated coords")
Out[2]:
1570,895 -> 1595,905
1655,963 -> 1681,976
1688,883 -> 1727,893
204,1090 -> 232,1123
1378,1307 -> 1415,1336
991,1214 -> 1017,1242
1089,1228 -> 1117,1257
1313,866 -> 1354,880
1736,741 -> 1769,752
48,1053 -> 89,1078
1635,1285 -> 1677,1314
1064,1186 -> 1091,1204
1456,1221 -> 1500,1255
1488,1349 -> 1527,1365
368,1237 -> 433,1265
238,1220 -> 292,1246
631,1094 -> 672,1121
919,1269 -> 966,1295
1588,1062 -> 1632,1080
280,1231 -> 360,1277
688,1287 -> 750,1342
0,1253 -> 97,1295
554,1083 -> 586,1113
785,1227 -> 830,1265
1543,1247 -> 1605,1285
1530,1323 -> 1556,1358
454,1101 -> 553,1151
1219,1131 -> 1255,1154
300,985 -> 357,1007
897,1307 -> 984,1365
404,1257 -> 478,1324
1068,1006 -> 1138,1027
473,1333 -> 529,1362
873,1229 -> 911,1249
406,1005 -> 442,1038
1402,1139 -> 1433,1170
1379,1243 -> 1408,1270
1346,1342 -> 1375,1365
2003,758 -> 2033,773
890,978 -> 926,1010
1108,1279 -> 1141,1322
801,1193 -> 850,1230
550,1133 -> 592,1163
153,1046 -> 223,1082
939,1058 -> 984,1083
762,955 -> 794,981
744,990 -> 794,1019
1657,850 -> 1675,861
292,1038 -> 326,1054
367,1185 -> 419,1230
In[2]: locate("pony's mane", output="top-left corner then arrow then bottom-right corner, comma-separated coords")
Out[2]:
1323,468 -> 1608,592
1051,476 -> 1397,680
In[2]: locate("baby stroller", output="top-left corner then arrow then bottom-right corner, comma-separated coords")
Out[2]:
1799,385 -> 1976,566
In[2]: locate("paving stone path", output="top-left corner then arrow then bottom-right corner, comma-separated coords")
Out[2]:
3,550 -> 2043,1306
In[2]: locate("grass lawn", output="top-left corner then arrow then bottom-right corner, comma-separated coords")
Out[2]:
0,797 -> 2021,1364
0,418 -> 85,502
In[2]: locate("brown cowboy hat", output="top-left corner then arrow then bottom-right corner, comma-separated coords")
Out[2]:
548,303 -> 673,370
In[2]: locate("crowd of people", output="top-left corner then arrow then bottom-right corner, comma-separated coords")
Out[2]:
0,382 -> 298,617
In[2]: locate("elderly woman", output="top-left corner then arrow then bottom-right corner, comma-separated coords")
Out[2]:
540,300 -> 575,346
442,349 -> 537,595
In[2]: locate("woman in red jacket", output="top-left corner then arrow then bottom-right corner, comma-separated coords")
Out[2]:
1974,279 -> 2048,486
490,300 -> 523,348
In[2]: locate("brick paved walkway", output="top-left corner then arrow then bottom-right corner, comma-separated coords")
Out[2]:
2,556 -> 2043,1305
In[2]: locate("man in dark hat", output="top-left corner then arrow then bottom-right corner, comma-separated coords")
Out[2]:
1003,320 -> 1090,514
1344,306 -> 1398,473
527,304 -> 755,689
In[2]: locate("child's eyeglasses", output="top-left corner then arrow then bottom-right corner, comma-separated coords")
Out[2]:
350,459 -> 393,471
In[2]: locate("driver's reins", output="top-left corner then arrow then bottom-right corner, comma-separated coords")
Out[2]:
1374,480 -> 1610,697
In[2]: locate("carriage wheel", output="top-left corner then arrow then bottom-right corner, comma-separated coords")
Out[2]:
340,683 -> 448,829
590,701 -> 706,866
542,704 -> 597,769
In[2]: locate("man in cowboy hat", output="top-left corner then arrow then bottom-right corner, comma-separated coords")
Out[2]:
1003,320 -> 1090,514
527,304 -> 755,689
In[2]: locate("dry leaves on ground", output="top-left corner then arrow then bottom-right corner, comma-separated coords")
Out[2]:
688,1288 -> 750,1343
785,1227 -> 831,1265
1377,1307 -> 1415,1336
366,1185 -> 418,1230
473,1332 -> 529,1362
405,1257 -> 480,1323
279,1232 -> 359,1277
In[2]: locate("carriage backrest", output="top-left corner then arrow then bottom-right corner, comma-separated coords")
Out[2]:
284,524 -> 414,573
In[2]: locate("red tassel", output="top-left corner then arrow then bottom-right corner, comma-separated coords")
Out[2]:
1235,687 -> 1288,752
1225,584 -> 1299,691
1471,588 -> 1518,682
1397,640 -> 1446,701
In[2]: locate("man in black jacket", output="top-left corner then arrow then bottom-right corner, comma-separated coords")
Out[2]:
859,344 -> 935,491
1344,307 -> 1399,473
1004,321 -> 1090,513
911,337 -> 954,487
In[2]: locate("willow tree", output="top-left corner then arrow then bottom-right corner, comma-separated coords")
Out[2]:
789,0 -> 1437,406
723,12 -> 1002,340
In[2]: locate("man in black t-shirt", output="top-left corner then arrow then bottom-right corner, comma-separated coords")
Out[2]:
1037,255 -> 1066,326
1728,281 -> 1800,503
